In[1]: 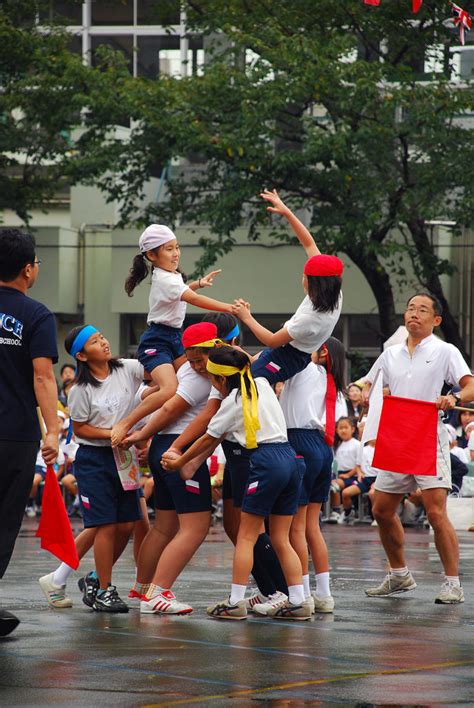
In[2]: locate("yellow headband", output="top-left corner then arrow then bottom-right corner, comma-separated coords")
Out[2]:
206,360 -> 260,449
188,338 -> 224,348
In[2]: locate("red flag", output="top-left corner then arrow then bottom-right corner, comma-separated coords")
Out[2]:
373,396 -> 438,476
36,465 -> 79,569
364,0 -> 381,5
413,0 -> 422,12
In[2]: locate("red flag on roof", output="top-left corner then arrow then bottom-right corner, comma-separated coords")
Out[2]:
373,396 -> 438,476
36,465 -> 79,568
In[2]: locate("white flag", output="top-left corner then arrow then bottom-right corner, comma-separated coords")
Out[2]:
361,369 -> 384,446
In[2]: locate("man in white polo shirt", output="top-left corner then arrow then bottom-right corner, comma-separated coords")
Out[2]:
363,293 -> 474,605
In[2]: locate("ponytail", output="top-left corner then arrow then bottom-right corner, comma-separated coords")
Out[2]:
125,254 -> 150,296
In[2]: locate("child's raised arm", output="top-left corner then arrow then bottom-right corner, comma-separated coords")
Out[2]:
261,189 -> 320,258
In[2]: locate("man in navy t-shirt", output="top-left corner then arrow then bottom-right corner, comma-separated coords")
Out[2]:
0,229 -> 59,637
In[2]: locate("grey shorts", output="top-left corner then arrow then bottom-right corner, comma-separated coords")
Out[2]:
374,422 -> 451,495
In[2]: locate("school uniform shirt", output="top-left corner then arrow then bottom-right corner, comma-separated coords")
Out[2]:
278,362 -> 326,431
147,267 -> 190,327
360,443 -> 378,478
451,445 -> 470,465
68,359 -> 145,446
334,438 -> 360,472
0,286 -> 58,441
207,377 -> 288,448
285,292 -> 343,354
365,334 -> 472,402
468,433 -> 474,460
160,361 -> 213,435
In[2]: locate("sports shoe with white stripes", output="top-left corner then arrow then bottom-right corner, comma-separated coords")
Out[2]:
252,591 -> 288,616
244,590 -> 267,612
140,590 -> 193,615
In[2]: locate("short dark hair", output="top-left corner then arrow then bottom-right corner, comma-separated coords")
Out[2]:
64,325 -> 123,388
207,346 -> 254,398
406,292 -> 443,317
201,312 -> 240,343
60,363 -> 75,376
0,229 -> 36,281
307,275 -> 342,313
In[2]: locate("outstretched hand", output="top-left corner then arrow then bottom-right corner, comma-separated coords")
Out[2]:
260,189 -> 290,216
200,269 -> 222,288
232,298 -> 251,322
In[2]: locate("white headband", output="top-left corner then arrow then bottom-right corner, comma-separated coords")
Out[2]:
139,224 -> 176,254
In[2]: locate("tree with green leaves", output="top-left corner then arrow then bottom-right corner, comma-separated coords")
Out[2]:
93,0 -> 473,358
0,0 -> 129,223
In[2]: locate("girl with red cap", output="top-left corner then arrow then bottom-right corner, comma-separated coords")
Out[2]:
118,224 -> 233,444
233,190 -> 343,385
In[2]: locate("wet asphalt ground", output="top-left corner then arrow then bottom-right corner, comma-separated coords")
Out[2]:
0,518 -> 473,707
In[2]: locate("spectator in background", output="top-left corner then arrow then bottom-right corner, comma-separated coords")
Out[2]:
58,363 -> 75,408
455,403 -> 474,448
0,229 -> 59,637
346,382 -> 364,420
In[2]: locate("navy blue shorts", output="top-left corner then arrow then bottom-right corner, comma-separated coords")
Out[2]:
287,429 -> 333,505
345,476 -> 376,494
222,464 -> 232,501
241,443 -> 305,517
251,345 -> 311,385
137,323 -> 184,374
221,440 -> 252,508
75,445 -> 142,528
149,434 -> 212,514
35,465 -> 46,480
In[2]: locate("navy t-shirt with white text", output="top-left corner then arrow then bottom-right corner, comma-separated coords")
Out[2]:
0,286 -> 58,441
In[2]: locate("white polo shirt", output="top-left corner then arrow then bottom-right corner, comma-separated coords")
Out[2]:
278,362 -> 326,431
285,293 -> 343,354
366,334 -> 472,401
334,438 -> 360,472
147,267 -> 190,327
160,362 -> 212,435
207,377 -> 288,448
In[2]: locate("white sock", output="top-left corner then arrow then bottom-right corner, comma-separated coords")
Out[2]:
230,583 -> 247,605
146,583 -> 164,599
315,571 -> 331,599
52,563 -> 74,587
390,566 -> 409,577
288,584 -> 305,605
302,574 -> 311,599
445,575 -> 460,586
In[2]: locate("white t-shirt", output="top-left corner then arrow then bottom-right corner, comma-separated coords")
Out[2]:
68,359 -> 145,446
207,377 -> 288,448
468,432 -> 474,461
147,267 -> 190,327
279,362 -> 326,431
335,437 -> 360,472
361,443 -> 378,478
365,334 -> 472,402
160,361 -> 212,435
285,293 -> 343,354
451,445 -> 470,465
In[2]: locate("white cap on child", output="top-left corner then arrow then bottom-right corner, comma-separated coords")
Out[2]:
139,224 -> 176,253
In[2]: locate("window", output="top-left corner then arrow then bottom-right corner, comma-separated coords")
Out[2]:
91,35 -> 134,73
137,35 -> 180,78
91,0 -> 134,25
39,1 -> 83,24
137,0 -> 181,25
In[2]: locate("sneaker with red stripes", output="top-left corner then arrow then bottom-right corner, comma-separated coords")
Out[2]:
128,589 -> 145,600
244,590 -> 267,612
140,590 -> 193,615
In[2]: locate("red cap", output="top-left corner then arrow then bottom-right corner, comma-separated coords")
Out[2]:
182,322 -> 218,349
304,254 -> 344,277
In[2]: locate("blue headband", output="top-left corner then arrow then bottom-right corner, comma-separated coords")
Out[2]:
70,325 -> 99,358
224,323 -> 240,341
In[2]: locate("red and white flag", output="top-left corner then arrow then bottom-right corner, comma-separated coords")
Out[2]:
373,396 -> 438,476
452,3 -> 472,45
36,465 -> 79,568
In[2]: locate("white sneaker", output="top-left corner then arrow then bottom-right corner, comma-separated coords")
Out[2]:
435,581 -> 464,605
140,590 -> 193,615
326,511 -> 341,524
342,509 -> 356,525
305,595 -> 315,614
244,590 -> 267,612
312,593 -> 335,613
371,519 -> 378,527
25,505 -> 36,518
252,591 -> 288,616
39,573 -> 73,608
